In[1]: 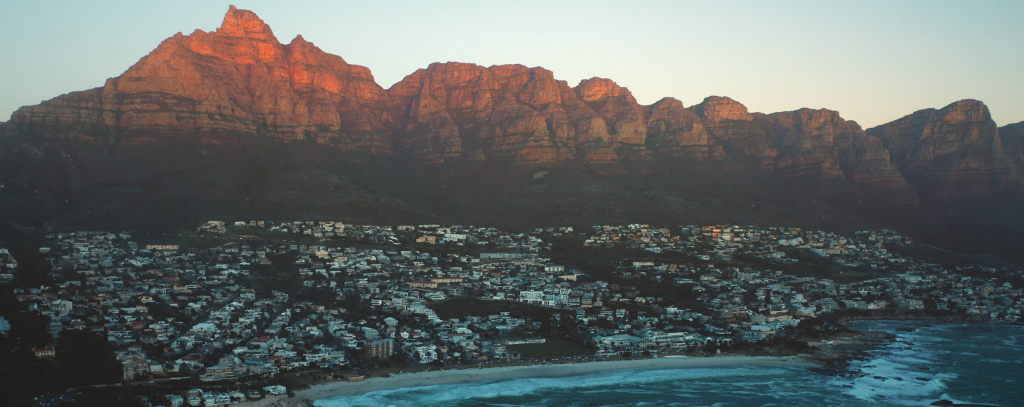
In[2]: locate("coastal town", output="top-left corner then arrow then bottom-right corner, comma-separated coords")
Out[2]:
1,221 -> 1022,406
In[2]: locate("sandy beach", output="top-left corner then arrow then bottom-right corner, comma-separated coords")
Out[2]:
236,355 -> 813,406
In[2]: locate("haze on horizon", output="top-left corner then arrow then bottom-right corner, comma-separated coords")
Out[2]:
1,0 -> 1021,128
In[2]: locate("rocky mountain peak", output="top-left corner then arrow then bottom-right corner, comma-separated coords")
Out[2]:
692,96 -> 753,124
651,97 -> 685,110
285,34 -> 329,63
216,5 -> 277,41
768,108 -> 851,131
867,99 -> 1021,210
5,5 -> 393,153
937,99 -> 991,125
574,78 -> 637,104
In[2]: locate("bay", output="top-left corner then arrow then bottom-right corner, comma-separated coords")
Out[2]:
316,321 -> 1023,407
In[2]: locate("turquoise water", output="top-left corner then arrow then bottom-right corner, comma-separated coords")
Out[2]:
317,322 -> 1023,406
836,321 -> 1024,406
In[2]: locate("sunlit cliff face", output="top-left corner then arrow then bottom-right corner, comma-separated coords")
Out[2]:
5,6 -> 1021,211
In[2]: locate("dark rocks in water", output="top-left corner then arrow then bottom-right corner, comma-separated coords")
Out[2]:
873,375 -> 887,380
896,327 -> 916,332
918,366 -> 931,370
932,400 -> 1004,407
916,377 -> 931,381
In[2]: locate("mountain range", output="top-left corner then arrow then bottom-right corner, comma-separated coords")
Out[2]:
2,6 -> 1023,263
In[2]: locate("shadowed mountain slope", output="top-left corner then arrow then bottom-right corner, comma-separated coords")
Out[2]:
2,7 -> 1023,264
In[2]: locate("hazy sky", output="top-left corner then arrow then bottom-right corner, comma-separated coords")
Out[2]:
1,0 -> 1021,128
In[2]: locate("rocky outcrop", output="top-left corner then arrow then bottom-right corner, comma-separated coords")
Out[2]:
644,97 -> 726,162
665,98 -> 916,201
692,95 -> 754,124
761,109 -> 846,178
688,97 -> 776,170
574,78 -> 646,145
388,63 -> 580,164
8,6 -> 395,153
387,63 -> 659,166
763,109 -> 917,202
867,100 -> 1023,208
1000,121 -> 1024,169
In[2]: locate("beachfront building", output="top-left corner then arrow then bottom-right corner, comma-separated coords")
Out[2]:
363,338 -> 395,361
263,385 -> 287,396
593,334 -> 652,356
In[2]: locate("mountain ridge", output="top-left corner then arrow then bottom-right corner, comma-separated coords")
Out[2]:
2,6 -> 1024,264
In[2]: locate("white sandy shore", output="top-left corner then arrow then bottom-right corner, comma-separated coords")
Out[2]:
236,355 -> 813,406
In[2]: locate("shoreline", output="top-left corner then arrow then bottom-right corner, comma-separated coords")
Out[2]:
839,314 -> 1024,326
228,319 -> 964,407
236,355 -> 814,407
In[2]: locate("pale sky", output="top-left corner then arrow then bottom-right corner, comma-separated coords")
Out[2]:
1,0 -> 1022,128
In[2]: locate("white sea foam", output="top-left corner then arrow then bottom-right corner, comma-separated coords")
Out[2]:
979,358 -> 1013,364
833,328 -> 961,406
317,322 -> 1022,407
316,367 -> 792,407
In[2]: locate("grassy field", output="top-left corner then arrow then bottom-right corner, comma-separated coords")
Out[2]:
507,341 -> 590,358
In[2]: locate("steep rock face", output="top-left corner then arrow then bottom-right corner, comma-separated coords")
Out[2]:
8,6 -> 395,153
665,98 -> 916,201
760,109 -> 846,178
762,109 -> 916,201
643,97 -> 726,162
689,97 -> 776,170
389,63 -> 578,164
388,63 -> 652,165
867,100 -> 1023,208
574,78 -> 646,145
834,123 -> 920,202
1000,121 -> 1024,169
692,95 -> 754,124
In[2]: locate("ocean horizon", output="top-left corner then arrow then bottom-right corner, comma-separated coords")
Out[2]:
315,321 -> 1023,407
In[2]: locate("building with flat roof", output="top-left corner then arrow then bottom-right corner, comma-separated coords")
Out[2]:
362,338 -> 394,361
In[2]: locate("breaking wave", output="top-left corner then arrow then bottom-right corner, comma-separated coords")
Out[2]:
316,322 -> 1024,407
316,366 -> 840,407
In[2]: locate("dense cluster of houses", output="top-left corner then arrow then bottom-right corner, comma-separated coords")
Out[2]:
585,224 -> 908,266
1,223 -> 1021,406
0,247 -> 17,284
232,221 -> 554,251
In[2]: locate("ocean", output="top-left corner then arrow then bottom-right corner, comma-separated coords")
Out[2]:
316,321 -> 1023,406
